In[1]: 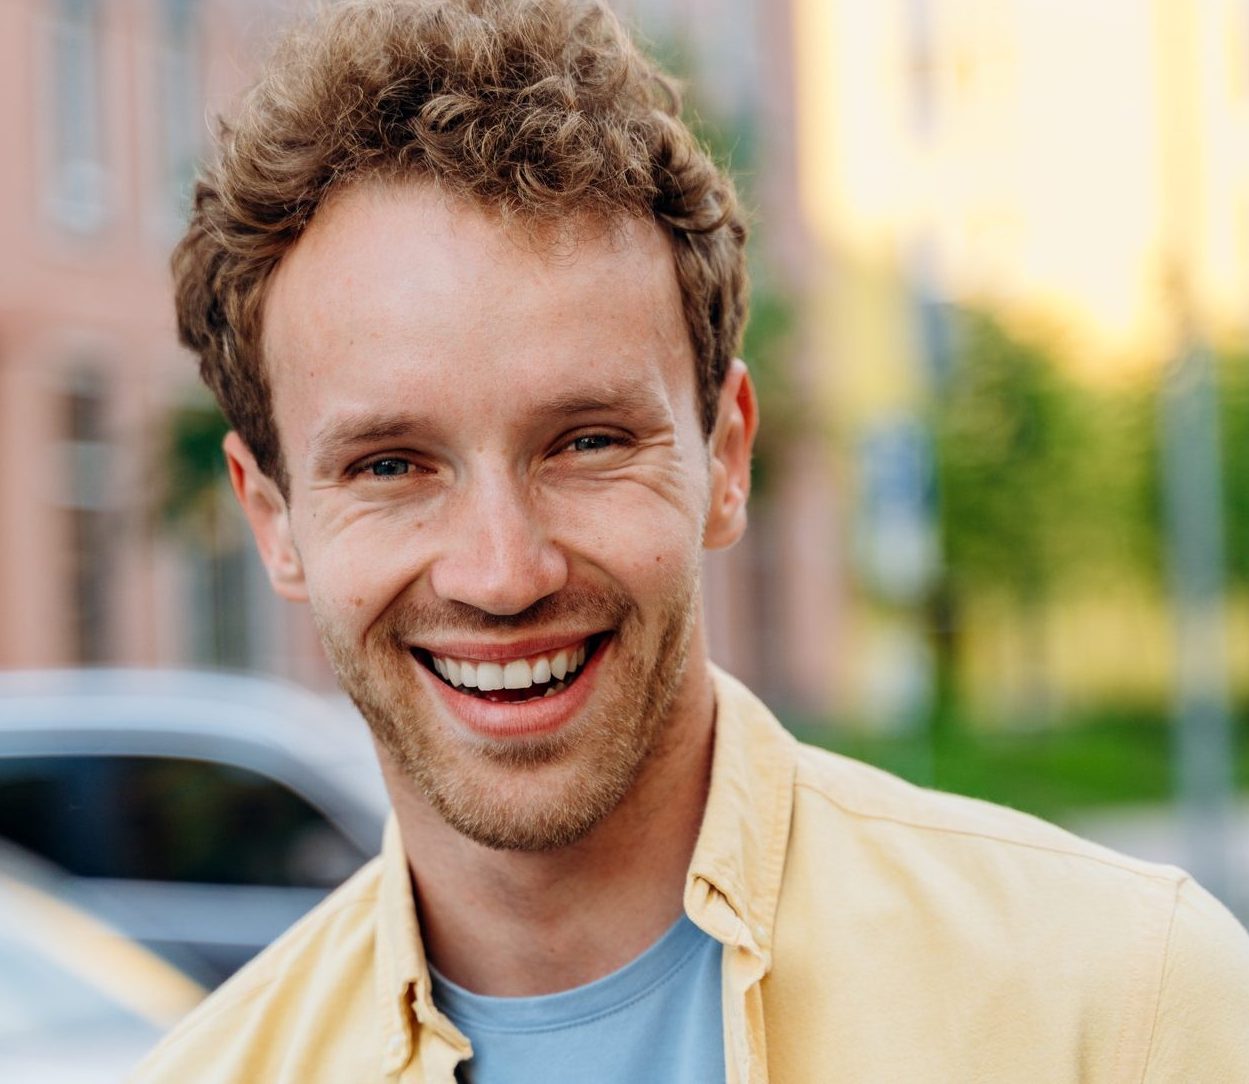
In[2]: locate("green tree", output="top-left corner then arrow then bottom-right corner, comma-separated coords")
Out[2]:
933,312 -> 1079,609
161,399 -> 230,531
931,311 -> 1172,720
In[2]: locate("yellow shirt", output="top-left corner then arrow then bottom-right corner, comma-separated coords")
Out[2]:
132,668 -> 1249,1083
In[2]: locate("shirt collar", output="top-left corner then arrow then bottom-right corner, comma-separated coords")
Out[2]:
375,816 -> 470,1073
683,664 -> 798,962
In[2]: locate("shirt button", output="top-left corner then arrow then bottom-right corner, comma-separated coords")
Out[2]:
754,924 -> 767,941
386,1035 -> 405,1058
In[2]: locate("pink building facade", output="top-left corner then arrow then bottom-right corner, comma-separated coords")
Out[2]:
0,0 -> 326,685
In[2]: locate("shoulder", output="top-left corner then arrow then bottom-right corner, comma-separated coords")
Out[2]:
790,739 -> 1187,890
754,739 -> 1249,1075
129,857 -> 385,1083
776,742 -> 1249,1070
785,740 -> 1194,951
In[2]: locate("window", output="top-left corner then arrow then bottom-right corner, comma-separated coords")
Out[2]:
187,515 -> 257,669
62,371 -> 111,663
855,417 -> 939,605
0,754 -> 367,888
904,0 -> 937,136
156,0 -> 202,231
909,241 -> 955,387
46,0 -> 108,231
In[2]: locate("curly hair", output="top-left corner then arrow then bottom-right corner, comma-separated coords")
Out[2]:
173,0 -> 749,492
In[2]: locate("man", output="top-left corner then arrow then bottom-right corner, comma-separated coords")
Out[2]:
135,1 -> 1249,1081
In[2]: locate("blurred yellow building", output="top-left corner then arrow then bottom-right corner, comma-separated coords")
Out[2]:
791,0 -> 1249,721
796,0 -> 1249,379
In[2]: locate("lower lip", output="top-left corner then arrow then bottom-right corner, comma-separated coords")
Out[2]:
417,639 -> 610,740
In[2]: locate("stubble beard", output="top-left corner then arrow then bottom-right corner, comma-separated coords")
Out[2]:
316,577 -> 699,852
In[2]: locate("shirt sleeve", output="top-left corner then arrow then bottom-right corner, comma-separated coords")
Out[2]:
1141,876 -> 1249,1082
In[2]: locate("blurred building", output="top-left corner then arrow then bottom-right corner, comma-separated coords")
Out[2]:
0,0 -> 329,685
791,0 -> 1249,721
796,0 -> 1249,374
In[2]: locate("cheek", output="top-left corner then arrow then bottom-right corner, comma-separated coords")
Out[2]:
544,464 -> 709,575
561,497 -> 703,597
296,513 -> 429,633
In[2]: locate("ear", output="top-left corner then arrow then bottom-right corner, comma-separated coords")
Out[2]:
223,431 -> 308,601
703,359 -> 758,551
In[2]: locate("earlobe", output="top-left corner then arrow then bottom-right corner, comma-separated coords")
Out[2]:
703,359 -> 759,551
223,431 -> 308,601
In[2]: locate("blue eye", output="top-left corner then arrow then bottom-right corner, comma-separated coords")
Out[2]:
569,434 -> 616,453
368,458 -> 411,477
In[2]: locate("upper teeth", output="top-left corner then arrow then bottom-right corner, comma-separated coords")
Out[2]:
430,642 -> 588,692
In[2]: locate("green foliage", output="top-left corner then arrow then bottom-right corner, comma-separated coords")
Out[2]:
932,312 -> 1075,603
790,701 -> 1249,821
162,400 -> 230,531
740,288 -> 800,500
926,312 -> 1173,722
932,312 -> 1164,604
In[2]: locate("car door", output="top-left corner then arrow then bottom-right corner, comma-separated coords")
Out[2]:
0,749 -> 378,986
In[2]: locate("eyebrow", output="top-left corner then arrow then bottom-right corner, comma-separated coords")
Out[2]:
539,385 -> 671,422
306,382 -> 672,475
308,413 -> 436,476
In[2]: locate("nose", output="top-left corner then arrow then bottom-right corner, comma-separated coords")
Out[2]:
428,469 -> 569,616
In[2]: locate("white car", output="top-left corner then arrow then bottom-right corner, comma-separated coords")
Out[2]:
0,669 -> 390,986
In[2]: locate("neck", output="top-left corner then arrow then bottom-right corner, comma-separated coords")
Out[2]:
383,660 -> 716,997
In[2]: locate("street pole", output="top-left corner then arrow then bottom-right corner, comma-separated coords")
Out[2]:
1159,338 -> 1234,905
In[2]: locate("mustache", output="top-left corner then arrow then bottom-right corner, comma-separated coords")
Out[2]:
372,583 -> 636,642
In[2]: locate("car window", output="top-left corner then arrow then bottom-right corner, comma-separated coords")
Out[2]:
0,755 -> 367,887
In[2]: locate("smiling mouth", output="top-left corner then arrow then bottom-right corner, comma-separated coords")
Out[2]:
412,634 -> 608,704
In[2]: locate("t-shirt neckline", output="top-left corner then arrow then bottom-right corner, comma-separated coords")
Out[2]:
428,913 -> 709,1034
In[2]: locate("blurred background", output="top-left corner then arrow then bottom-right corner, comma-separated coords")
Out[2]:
1,0 -> 1248,1069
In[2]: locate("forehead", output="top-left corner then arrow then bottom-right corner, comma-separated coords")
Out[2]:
262,180 -> 688,372
261,180 -> 696,457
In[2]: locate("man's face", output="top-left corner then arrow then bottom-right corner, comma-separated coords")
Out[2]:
230,181 -> 753,851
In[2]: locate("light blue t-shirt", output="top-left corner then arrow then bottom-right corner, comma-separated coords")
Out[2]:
429,915 -> 725,1084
